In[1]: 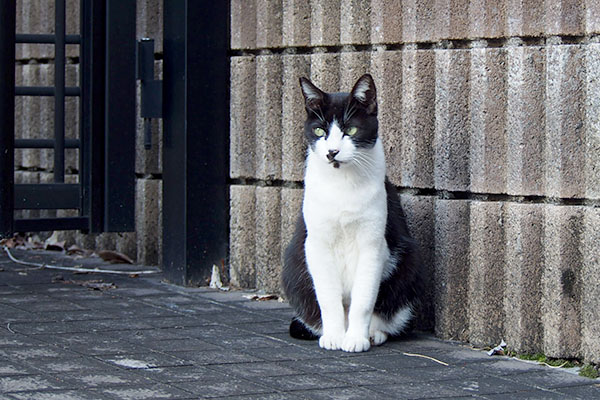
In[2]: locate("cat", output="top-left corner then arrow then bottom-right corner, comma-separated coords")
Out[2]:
282,74 -> 422,352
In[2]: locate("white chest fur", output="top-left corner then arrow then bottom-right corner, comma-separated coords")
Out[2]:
303,138 -> 388,299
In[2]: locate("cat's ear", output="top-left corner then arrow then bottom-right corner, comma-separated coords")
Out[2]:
350,74 -> 377,115
299,77 -> 325,110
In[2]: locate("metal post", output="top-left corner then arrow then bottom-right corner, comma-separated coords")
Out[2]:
54,0 -> 66,183
0,0 -> 16,238
163,0 -> 229,285
80,0 -> 106,233
103,0 -> 136,231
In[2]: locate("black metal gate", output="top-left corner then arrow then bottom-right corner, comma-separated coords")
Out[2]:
0,0 -> 136,237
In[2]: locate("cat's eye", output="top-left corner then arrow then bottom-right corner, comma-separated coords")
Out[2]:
313,127 -> 326,137
345,126 -> 358,136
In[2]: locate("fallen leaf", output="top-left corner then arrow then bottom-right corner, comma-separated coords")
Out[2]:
67,245 -> 93,257
45,240 -> 66,252
97,250 -> 134,264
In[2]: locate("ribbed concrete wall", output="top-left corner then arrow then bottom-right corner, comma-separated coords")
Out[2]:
229,0 -> 600,363
13,0 -> 163,265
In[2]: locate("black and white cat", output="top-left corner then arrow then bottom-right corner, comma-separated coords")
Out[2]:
282,74 -> 421,352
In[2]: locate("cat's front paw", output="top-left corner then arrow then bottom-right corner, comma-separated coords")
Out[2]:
342,333 -> 371,352
319,333 -> 344,350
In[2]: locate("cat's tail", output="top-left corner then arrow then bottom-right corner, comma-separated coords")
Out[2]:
289,317 -> 319,340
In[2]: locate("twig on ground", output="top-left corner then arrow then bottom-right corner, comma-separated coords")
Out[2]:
403,352 -> 449,366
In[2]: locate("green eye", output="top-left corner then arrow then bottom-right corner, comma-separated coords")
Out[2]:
313,127 -> 326,137
345,126 -> 358,136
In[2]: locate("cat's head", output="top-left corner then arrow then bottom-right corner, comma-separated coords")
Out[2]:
299,74 -> 378,169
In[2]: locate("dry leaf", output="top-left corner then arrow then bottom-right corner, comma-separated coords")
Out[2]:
97,250 -> 134,264
45,241 -> 66,252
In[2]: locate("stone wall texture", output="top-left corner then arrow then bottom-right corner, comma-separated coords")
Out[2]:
229,0 -> 600,364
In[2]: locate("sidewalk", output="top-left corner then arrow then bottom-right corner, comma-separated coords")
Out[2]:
1,249 -> 599,399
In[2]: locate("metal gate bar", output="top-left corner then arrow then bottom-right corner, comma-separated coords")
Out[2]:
54,0 -> 66,183
2,0 -> 135,237
0,0 -> 16,238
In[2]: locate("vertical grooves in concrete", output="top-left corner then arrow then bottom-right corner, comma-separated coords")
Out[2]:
434,200 -> 470,342
256,55 -> 283,181
400,49 -> 435,189
434,49 -> 471,192
506,44 -> 546,196
504,204 -> 544,354
282,54 -> 310,182
468,202 -> 506,346
542,205 -> 584,359
230,56 -> 257,179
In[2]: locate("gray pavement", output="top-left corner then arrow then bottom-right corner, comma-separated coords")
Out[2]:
1,249 -> 599,399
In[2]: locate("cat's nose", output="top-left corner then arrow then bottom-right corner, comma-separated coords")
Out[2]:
327,149 -> 339,161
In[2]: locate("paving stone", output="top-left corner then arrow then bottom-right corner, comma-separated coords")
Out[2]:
483,389 -> 572,399
99,383 -> 193,400
0,375 -> 65,393
299,386 -> 393,400
23,357 -> 111,375
554,383 -> 600,398
173,377 -> 274,398
6,389 -> 112,400
240,345 -> 323,362
208,361 -> 303,379
131,365 -> 226,384
1,252 -> 599,398
252,374 -> 345,392
372,380 -> 468,399
498,369 -> 597,389
167,350 -> 262,365
98,352 -> 191,370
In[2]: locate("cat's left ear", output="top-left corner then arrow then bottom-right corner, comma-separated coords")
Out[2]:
299,77 -> 325,111
350,74 -> 377,115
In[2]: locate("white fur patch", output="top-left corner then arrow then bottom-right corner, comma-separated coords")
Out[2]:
301,80 -> 322,102
353,79 -> 371,102
303,138 -> 389,351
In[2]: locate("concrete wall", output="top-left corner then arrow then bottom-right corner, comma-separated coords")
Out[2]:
13,0 -> 163,265
229,0 -> 600,363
